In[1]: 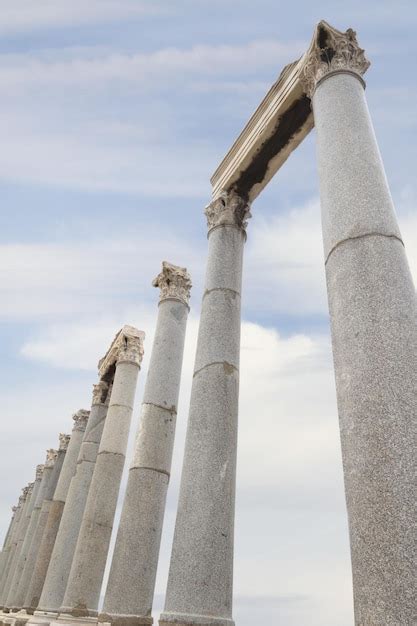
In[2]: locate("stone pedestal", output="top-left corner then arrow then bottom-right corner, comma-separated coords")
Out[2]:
26,412 -> 90,614
37,384 -> 110,617
101,263 -> 191,626
301,21 -> 417,625
12,450 -> 58,613
160,193 -> 250,626
4,467 -> 43,613
59,326 -> 144,619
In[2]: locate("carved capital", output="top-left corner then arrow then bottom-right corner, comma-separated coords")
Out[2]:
45,448 -> 58,468
205,190 -> 251,234
152,261 -> 192,307
27,482 -> 35,496
35,464 -> 45,480
92,380 -> 109,405
59,433 -> 71,450
300,21 -> 370,98
99,325 -> 145,376
12,506 -> 18,513
72,409 -> 90,431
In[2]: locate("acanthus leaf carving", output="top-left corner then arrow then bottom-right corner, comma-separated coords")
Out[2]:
301,20 -> 370,98
204,190 -> 251,233
152,261 -> 192,307
92,380 -> 109,406
72,409 -> 90,431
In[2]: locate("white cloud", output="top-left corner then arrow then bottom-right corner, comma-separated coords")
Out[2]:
0,1 -> 163,35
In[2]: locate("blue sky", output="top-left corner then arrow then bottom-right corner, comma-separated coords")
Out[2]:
1,2 -> 417,625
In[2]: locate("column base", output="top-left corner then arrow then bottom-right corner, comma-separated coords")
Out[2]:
55,613 -> 98,626
27,610 -> 59,626
159,613 -> 234,626
98,614 -> 152,626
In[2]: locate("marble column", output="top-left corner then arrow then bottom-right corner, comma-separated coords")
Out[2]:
301,21 -> 417,625
6,467 -> 44,613
1,484 -> 34,612
37,384 -> 111,618
26,411 -> 90,614
101,263 -> 191,626
12,451 -> 58,613
0,493 -> 26,609
60,326 -> 145,619
160,192 -> 250,626
0,506 -> 17,582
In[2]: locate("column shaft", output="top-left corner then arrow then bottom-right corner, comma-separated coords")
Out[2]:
60,329 -> 144,618
160,195 -> 249,626
102,264 -> 191,626
38,399 -> 108,615
313,71 -> 417,623
0,502 -> 24,608
12,453 -> 57,611
26,413 -> 89,613
6,473 -> 43,612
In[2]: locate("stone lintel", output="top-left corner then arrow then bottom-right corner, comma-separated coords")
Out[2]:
210,20 -> 369,203
210,55 -> 313,202
98,326 -> 145,380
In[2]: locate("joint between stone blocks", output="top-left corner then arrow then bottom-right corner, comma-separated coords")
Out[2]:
129,465 -> 170,478
203,287 -> 240,300
193,361 -> 239,379
325,232 -> 404,265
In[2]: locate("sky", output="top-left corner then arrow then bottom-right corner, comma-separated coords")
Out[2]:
0,1 -> 417,625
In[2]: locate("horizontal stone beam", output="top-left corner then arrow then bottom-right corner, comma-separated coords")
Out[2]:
210,56 -> 313,202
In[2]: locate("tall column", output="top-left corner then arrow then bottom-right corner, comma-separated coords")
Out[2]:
0,506 -> 18,581
301,21 -> 417,625
101,263 -> 192,626
6,466 -> 44,613
12,451 -> 58,613
0,494 -> 25,608
60,326 -> 145,619
26,411 -> 90,615
1,484 -> 34,612
160,192 -> 250,626
37,384 -> 110,617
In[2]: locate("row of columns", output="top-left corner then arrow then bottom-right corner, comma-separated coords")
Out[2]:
1,20 -> 416,626
0,261 -> 193,626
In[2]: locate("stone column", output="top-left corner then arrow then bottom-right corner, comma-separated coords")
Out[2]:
26,411 -> 90,614
0,506 -> 17,586
101,263 -> 191,626
300,21 -> 417,625
60,326 -> 145,619
0,494 -> 25,609
12,451 -> 58,613
160,192 -> 250,626
6,467 -> 44,613
22,439 -> 68,614
1,484 -> 34,612
37,384 -> 111,618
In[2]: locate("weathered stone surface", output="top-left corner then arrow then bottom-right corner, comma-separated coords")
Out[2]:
313,65 -> 417,624
38,398 -> 109,614
161,200 -> 246,626
60,331 -> 144,618
102,273 -> 190,624
25,412 -> 89,613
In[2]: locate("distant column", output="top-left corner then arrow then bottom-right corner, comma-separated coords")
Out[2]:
25,411 -> 90,614
6,466 -> 44,612
60,326 -> 145,619
0,492 -> 26,609
160,192 -> 250,626
37,383 -> 111,618
1,484 -> 34,612
0,505 -> 18,581
12,450 -> 58,613
101,263 -> 191,626
301,21 -> 417,625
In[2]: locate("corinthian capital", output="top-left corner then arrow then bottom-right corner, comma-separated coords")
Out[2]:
205,190 -> 251,234
59,433 -> 71,450
99,326 -> 145,376
36,464 -> 44,480
301,20 -> 370,98
72,409 -> 90,431
152,261 -> 192,307
45,448 -> 58,467
92,380 -> 109,406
